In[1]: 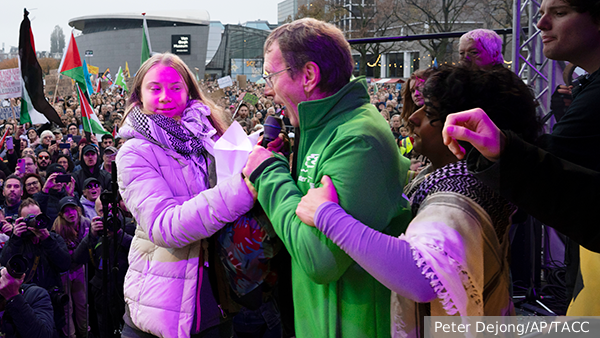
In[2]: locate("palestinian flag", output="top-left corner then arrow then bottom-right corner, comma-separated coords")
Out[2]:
58,32 -> 87,95
19,9 -> 62,126
77,83 -> 109,136
112,124 -> 119,138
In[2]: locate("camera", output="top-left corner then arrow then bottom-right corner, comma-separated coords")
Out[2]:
5,254 -> 29,279
0,255 -> 29,303
24,214 -> 51,230
21,214 -> 51,239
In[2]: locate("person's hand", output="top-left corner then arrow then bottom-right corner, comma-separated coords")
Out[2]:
442,108 -> 506,162
0,267 -> 24,300
1,221 -> 13,235
242,145 -> 274,179
36,228 -> 50,241
265,134 -> 284,153
296,175 -> 339,227
91,216 -> 104,238
15,125 -> 24,138
65,176 -> 76,197
12,218 -> 28,237
42,173 -> 59,193
48,142 -> 58,154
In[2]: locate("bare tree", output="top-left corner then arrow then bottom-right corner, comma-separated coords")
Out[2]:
38,58 -> 61,75
297,0 -> 342,23
298,0 -> 402,76
476,0 -> 513,55
0,58 -> 18,70
50,25 -> 65,55
395,0 -> 478,63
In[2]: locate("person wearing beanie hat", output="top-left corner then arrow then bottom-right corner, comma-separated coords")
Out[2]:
33,163 -> 76,224
71,143 -> 110,196
35,130 -> 58,157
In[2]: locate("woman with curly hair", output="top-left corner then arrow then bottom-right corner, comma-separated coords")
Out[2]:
296,65 -> 541,338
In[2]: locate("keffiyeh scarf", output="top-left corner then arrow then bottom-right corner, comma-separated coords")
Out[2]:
123,100 -> 217,187
126,100 -> 216,160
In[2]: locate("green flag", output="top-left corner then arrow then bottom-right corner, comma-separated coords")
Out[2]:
115,66 -> 128,91
141,14 -> 152,66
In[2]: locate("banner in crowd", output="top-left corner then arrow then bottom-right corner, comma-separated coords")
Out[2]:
0,106 -> 21,120
217,76 -> 233,88
0,68 -> 21,100
230,59 -> 263,83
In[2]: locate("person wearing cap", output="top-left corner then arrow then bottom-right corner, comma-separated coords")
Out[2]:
51,196 -> 91,338
101,147 -> 118,174
33,163 -> 77,225
79,177 -> 101,219
72,144 -> 111,196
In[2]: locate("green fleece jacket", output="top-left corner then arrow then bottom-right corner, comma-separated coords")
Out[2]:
253,77 -> 412,337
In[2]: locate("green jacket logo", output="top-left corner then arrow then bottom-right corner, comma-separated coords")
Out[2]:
303,154 -> 320,171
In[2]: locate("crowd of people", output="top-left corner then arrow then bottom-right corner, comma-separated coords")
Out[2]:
1,0 -> 599,337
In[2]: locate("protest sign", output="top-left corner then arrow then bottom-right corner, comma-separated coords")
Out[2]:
0,68 -> 21,100
237,75 -> 247,90
217,76 -> 233,88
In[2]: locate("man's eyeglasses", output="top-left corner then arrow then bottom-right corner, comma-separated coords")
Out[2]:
38,155 -> 50,160
262,67 -> 291,88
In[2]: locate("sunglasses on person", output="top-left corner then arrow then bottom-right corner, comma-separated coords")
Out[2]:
38,155 -> 50,160
86,183 -> 100,189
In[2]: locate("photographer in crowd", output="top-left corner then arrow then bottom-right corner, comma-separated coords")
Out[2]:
72,194 -> 133,338
0,258 -> 59,338
0,198 -> 71,334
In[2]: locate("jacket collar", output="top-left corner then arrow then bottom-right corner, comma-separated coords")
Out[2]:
297,77 -> 370,131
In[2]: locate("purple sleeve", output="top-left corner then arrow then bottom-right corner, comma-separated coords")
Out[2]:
315,202 -> 436,303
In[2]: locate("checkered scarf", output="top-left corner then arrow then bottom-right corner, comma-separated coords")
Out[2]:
125,100 -> 216,160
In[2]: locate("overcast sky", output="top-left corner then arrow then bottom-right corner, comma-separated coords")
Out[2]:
2,1 -> 283,52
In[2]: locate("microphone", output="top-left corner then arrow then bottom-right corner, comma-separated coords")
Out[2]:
261,115 -> 284,148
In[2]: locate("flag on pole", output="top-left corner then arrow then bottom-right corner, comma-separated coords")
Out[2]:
125,61 -> 131,78
96,78 -> 102,94
114,67 -> 128,91
58,31 -> 87,95
87,63 -> 99,75
18,9 -> 61,126
0,128 -> 11,150
112,124 -> 119,138
141,13 -> 153,66
82,59 -> 94,94
77,83 -> 110,136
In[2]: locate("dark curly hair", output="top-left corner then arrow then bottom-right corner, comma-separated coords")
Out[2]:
422,65 -> 542,145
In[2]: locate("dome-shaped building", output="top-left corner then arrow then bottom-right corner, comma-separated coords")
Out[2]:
69,10 -> 210,77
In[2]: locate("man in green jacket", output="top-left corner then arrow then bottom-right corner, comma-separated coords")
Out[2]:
244,18 -> 412,337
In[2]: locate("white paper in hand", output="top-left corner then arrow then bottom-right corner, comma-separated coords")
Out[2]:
213,121 -> 256,183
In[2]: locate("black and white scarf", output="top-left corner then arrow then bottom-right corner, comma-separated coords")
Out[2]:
406,160 -> 516,240
122,100 -> 217,188
126,100 -> 216,161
